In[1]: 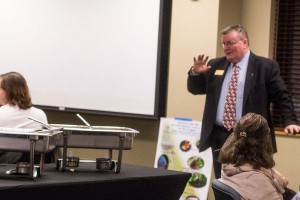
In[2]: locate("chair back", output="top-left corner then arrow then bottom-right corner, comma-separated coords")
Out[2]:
211,179 -> 240,200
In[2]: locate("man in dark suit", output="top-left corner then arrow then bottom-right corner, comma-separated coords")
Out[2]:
187,24 -> 300,178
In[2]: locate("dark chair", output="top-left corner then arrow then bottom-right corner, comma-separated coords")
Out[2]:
283,187 -> 297,200
211,179 -> 241,200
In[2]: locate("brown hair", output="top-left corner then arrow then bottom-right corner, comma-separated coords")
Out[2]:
0,72 -> 32,109
218,113 -> 275,169
221,24 -> 250,45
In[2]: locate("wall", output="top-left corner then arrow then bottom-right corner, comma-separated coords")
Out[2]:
166,0 -> 219,120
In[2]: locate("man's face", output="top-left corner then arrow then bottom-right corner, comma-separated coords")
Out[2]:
221,30 -> 248,64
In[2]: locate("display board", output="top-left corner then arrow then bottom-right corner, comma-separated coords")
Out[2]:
154,118 -> 212,200
0,0 -> 172,118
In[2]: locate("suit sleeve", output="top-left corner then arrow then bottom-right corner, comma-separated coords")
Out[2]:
187,67 -> 207,95
268,60 -> 298,126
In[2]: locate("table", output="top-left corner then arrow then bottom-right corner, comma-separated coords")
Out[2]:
0,163 -> 191,200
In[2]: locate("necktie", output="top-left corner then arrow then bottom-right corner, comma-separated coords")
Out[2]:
223,64 -> 240,131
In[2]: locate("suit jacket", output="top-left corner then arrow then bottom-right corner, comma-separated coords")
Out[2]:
187,52 -> 298,152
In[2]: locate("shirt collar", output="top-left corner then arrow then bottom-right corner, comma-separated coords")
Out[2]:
232,50 -> 250,68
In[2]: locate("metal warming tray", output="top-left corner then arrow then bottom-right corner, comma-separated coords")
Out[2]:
0,137 -> 55,153
0,127 -> 61,153
53,125 -> 137,149
0,127 -> 63,179
50,124 -> 139,173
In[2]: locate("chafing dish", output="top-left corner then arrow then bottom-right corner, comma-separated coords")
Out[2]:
0,127 -> 62,179
51,119 -> 139,173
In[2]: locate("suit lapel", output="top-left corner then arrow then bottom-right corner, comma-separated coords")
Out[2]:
243,53 -> 256,111
214,60 -> 231,106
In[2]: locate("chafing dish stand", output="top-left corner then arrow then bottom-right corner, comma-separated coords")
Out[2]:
52,124 -> 139,173
0,127 -> 62,179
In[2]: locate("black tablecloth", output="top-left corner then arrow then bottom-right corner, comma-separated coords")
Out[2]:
0,163 -> 190,200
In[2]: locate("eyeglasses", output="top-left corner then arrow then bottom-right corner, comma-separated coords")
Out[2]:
221,39 -> 244,48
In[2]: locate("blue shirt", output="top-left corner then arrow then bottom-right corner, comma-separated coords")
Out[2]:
215,50 -> 250,126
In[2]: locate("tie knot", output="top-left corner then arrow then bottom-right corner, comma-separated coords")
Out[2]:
233,64 -> 240,73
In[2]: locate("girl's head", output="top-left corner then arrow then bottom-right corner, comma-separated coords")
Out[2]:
0,72 -> 32,109
219,113 -> 275,169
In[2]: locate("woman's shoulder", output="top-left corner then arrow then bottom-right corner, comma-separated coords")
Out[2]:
240,171 -> 283,200
26,106 -> 48,122
29,106 -> 46,114
0,104 -> 19,114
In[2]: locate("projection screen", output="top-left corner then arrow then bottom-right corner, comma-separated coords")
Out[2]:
0,0 -> 171,118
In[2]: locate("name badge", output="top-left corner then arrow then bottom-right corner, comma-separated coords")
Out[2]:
214,70 -> 224,76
